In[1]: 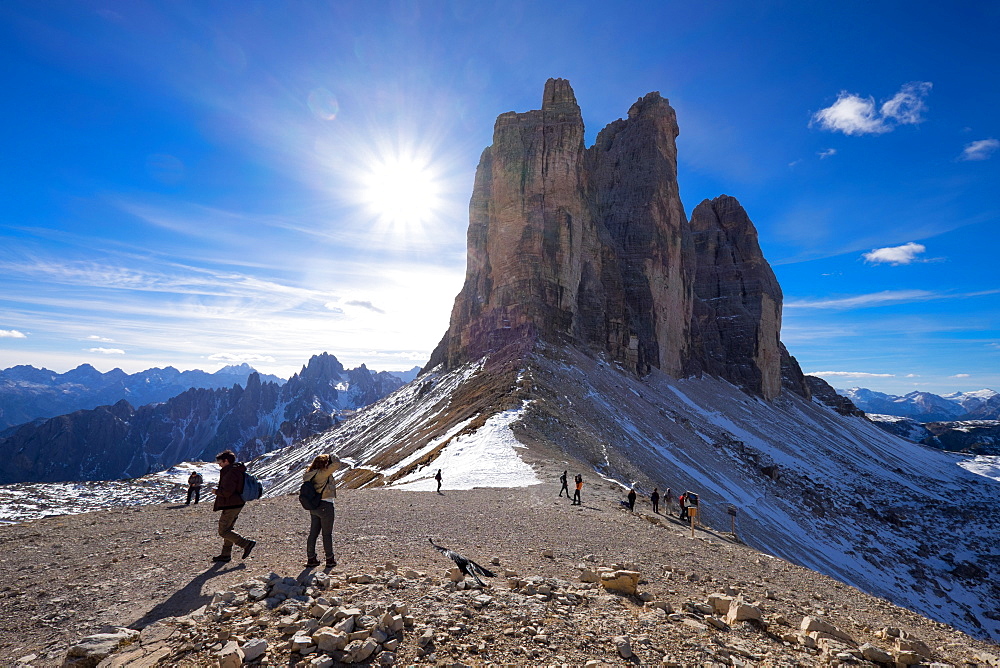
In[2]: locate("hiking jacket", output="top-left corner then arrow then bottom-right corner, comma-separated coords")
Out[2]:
303,464 -> 337,500
214,462 -> 246,511
188,472 -> 203,487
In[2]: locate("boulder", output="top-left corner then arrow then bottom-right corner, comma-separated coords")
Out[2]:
64,628 -> 139,668
860,643 -> 894,664
241,638 -> 268,662
600,570 -> 640,595
216,640 -> 243,668
313,628 -> 348,652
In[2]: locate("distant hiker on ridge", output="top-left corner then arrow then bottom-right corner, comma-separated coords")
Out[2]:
558,470 -> 569,498
435,468 -> 443,494
210,450 -> 255,563
664,487 -> 673,513
186,470 -> 203,505
301,454 -> 341,568
651,487 -> 660,514
627,486 -> 637,512
572,474 -> 583,505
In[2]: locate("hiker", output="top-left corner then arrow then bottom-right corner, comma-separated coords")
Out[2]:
302,453 -> 341,568
210,450 -> 255,563
627,486 -> 637,511
664,487 -> 673,513
185,470 -> 203,505
678,492 -> 688,521
572,474 -> 583,505
650,487 -> 660,514
680,490 -> 699,523
558,470 -> 569,498
435,468 -> 442,494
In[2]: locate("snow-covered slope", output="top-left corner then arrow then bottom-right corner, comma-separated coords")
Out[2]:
252,345 -> 1000,642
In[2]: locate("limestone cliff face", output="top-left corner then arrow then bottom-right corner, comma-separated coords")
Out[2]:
688,195 -> 783,399
428,78 -> 804,400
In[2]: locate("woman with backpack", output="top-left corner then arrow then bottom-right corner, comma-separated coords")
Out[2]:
302,454 -> 341,568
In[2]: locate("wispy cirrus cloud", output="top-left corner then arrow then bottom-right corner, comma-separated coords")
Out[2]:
89,347 -> 125,355
1,329 -> 27,338
951,373 -> 970,378
785,289 -> 938,310
208,352 -> 277,364
346,299 -> 386,314
817,148 -> 837,159
811,82 -> 932,136
808,370 -> 895,378
862,241 -> 927,265
87,335 -> 115,342
959,138 -> 999,161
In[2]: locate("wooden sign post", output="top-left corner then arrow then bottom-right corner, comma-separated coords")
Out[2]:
688,506 -> 698,538
726,504 -> 738,536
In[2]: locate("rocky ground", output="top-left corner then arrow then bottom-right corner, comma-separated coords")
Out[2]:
1,472 -> 998,667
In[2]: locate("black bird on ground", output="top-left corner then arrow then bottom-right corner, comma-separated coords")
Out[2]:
428,537 -> 496,587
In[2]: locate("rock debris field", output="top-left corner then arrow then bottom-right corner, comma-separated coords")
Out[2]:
1,477 -> 998,667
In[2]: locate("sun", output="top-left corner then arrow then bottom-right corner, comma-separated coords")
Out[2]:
360,152 -> 442,228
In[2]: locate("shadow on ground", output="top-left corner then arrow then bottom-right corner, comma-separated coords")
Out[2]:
128,562 -> 244,630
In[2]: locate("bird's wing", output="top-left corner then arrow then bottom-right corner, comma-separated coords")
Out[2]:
465,559 -> 496,579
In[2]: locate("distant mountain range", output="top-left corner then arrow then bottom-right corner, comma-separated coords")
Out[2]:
0,362 -> 285,432
0,353 -> 405,484
837,387 -> 999,421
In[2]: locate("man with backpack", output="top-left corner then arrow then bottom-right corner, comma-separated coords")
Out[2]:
185,470 -> 203,505
210,449 -> 256,563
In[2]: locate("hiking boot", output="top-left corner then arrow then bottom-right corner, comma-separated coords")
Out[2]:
212,555 -> 231,563
242,540 -> 256,559
325,556 -> 337,568
305,559 -> 321,568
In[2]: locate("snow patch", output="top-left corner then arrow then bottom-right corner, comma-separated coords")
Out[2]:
392,402 -> 540,491
958,455 -> 1000,482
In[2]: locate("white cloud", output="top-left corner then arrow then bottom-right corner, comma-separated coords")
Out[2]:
879,82 -> 932,124
87,335 -> 115,342
959,138 -> 999,161
208,352 -> 277,364
786,289 -> 936,310
809,371 -> 895,378
862,242 -> 926,265
951,373 -> 970,378
817,148 -> 837,159
811,82 -> 932,135
89,347 -> 125,355
0,329 -> 27,338
346,299 -> 386,314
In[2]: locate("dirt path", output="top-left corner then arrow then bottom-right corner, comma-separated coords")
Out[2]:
1,477 -> 995,664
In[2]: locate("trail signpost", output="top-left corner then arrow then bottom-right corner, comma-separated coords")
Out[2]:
688,506 -> 698,538
726,504 -> 738,536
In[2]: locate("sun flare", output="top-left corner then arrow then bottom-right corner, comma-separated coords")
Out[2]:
361,153 -> 441,227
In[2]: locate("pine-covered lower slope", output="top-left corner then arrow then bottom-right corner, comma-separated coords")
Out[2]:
254,344 -> 1000,643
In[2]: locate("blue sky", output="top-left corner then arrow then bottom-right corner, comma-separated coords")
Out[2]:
0,1 -> 997,394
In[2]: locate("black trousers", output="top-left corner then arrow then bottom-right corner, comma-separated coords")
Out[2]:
186,486 -> 201,504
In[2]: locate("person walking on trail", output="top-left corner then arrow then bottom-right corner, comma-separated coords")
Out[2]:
558,470 -> 569,498
627,486 -> 637,511
679,490 -> 699,523
210,450 -> 255,563
185,470 -> 203,505
302,454 -> 341,568
435,469 -> 443,494
650,487 -> 660,514
664,487 -> 673,513
572,474 -> 583,505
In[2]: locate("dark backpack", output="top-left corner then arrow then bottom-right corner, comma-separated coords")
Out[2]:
298,478 -> 328,510
241,471 -> 264,502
